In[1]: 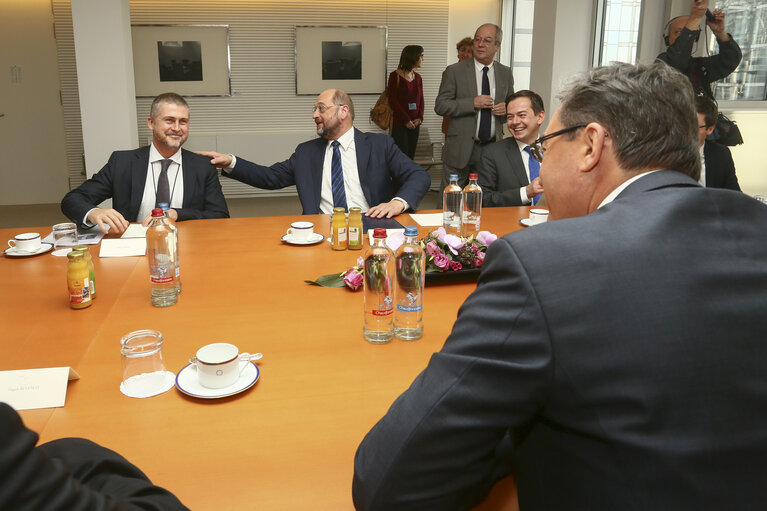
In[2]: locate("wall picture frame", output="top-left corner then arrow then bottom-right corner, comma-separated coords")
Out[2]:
295,26 -> 387,95
131,25 -> 231,97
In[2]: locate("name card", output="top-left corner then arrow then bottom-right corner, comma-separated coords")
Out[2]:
0,367 -> 80,411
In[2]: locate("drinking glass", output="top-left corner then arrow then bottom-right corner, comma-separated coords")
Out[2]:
120,329 -> 175,398
52,222 -> 78,251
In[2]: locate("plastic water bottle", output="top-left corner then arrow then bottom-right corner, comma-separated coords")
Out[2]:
394,226 -> 425,340
462,173 -> 483,235
158,203 -> 181,293
146,208 -> 178,307
363,228 -> 394,343
443,173 -> 462,235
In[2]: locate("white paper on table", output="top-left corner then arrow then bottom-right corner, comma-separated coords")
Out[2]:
367,228 -> 405,246
409,213 -> 444,227
0,367 -> 80,411
42,228 -> 105,246
121,224 -> 148,238
99,238 -> 147,257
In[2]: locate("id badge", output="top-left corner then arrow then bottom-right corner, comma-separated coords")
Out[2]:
408,102 -> 417,110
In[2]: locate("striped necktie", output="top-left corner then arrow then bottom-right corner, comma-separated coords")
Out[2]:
331,141 -> 347,211
524,146 -> 540,206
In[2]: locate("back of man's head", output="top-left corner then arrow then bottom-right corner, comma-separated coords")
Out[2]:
506,90 -> 545,114
558,62 -> 700,180
150,92 -> 189,120
695,95 -> 718,128
332,89 -> 355,121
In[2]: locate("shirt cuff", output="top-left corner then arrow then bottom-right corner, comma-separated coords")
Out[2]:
222,154 -> 237,173
520,187 -> 531,205
82,208 -> 96,228
392,197 -> 410,211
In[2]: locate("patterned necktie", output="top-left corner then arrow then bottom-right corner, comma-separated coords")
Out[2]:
524,146 -> 540,206
156,159 -> 172,207
478,66 -> 491,143
331,141 -> 347,211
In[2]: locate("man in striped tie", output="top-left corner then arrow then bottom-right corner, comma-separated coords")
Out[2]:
203,89 -> 431,218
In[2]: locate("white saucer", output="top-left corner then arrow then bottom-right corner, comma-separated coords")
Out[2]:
175,362 -> 260,399
4,243 -> 53,257
281,233 -> 325,245
519,218 -> 533,227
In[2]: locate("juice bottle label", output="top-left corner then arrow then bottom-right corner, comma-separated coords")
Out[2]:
349,227 -> 360,243
69,277 -> 91,304
337,227 -> 347,243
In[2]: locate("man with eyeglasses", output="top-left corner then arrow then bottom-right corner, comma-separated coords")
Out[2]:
353,62 -> 767,510
695,95 -> 740,190
435,23 -> 514,189
198,89 -> 430,218
477,90 -> 545,207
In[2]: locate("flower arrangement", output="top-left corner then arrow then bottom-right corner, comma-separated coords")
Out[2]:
305,228 -> 498,291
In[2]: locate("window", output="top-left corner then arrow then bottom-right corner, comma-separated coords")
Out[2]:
593,0 -> 643,66
500,0 -> 536,90
709,0 -> 767,101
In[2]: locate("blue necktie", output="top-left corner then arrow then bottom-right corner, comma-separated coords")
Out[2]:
524,146 -> 540,205
331,141 -> 347,211
478,66 -> 491,143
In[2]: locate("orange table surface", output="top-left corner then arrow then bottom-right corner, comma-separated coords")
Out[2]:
1,208 -> 531,510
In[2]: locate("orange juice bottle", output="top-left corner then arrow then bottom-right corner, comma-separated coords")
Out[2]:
331,207 -> 348,251
67,250 -> 92,309
348,207 -> 363,250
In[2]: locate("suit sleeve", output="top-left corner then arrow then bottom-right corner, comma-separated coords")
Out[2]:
0,403 -> 188,511
224,153 -> 300,190
383,136 -> 431,210
352,237 -> 553,511
722,147 -> 741,191
61,153 -> 120,228
435,66 -> 476,119
657,27 -> 697,71
175,163 -> 230,221
478,147 -> 524,207
700,36 -> 742,83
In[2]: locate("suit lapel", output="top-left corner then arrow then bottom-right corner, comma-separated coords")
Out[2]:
464,60 -> 478,97
353,129 -> 373,204
129,147 -> 150,220
181,150 -> 193,208
506,139 -> 529,184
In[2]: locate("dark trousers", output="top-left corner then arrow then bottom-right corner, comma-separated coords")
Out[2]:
391,124 -> 420,160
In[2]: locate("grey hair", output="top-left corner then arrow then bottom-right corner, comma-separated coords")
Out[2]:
150,92 -> 189,120
475,24 -> 503,45
557,62 -> 700,180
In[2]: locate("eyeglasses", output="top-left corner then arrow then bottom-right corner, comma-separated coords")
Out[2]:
529,124 -> 588,163
312,104 -> 341,114
699,124 -> 710,129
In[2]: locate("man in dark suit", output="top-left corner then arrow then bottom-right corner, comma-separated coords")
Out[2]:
435,24 -> 514,188
0,402 -> 188,510
198,89 -> 430,219
61,93 -> 229,234
353,62 -> 767,510
696,95 -> 740,190
478,90 -> 545,207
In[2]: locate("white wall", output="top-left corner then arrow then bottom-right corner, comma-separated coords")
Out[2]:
447,0 -> 500,65
0,0 -> 69,205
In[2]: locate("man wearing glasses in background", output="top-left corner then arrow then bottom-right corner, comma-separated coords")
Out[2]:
353,62 -> 767,510
198,89 -> 430,218
477,90 -> 546,207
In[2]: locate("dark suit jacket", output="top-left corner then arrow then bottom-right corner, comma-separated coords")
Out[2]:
477,138 -> 529,207
0,402 -> 188,510
353,171 -> 767,510
225,128 -> 431,214
435,59 -> 514,170
704,140 -> 740,191
61,146 -> 229,227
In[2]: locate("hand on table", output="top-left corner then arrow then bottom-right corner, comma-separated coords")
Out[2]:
365,200 -> 406,218
87,208 -> 129,234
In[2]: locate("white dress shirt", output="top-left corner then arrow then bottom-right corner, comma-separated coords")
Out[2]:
474,59 -> 497,141
597,170 -> 662,209
320,127 -> 370,214
698,144 -> 707,186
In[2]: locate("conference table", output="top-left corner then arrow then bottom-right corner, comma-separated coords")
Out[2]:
1,207 -> 534,510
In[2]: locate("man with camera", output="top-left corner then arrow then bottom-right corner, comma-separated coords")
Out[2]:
657,0 -> 741,98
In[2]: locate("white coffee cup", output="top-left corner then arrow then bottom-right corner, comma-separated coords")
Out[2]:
192,343 -> 252,389
8,233 -> 42,253
286,221 -> 314,241
528,208 -> 549,225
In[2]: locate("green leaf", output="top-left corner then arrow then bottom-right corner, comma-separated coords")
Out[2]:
305,273 -> 346,287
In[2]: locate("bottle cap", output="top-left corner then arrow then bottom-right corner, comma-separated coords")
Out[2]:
403,226 -> 418,237
66,251 -> 83,261
349,206 -> 361,213
449,174 -> 459,181
151,208 -> 164,217
372,228 -> 387,239
469,173 -> 478,180
333,207 -> 346,213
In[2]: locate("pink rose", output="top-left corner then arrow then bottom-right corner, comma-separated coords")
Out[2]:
424,240 -> 441,257
473,251 -> 486,267
343,270 -> 363,291
433,253 -> 450,270
450,260 -> 463,271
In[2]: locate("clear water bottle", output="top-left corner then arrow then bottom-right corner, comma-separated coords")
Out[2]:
363,228 -> 394,344
462,173 -> 483,235
443,173 -> 462,235
394,226 -> 425,340
158,203 -> 181,293
146,208 -> 178,307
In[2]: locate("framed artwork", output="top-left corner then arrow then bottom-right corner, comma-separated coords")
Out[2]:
295,26 -> 387,95
131,25 -> 231,97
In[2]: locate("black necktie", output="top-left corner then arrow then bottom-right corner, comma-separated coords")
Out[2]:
479,66 -> 491,142
156,159 -> 172,207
